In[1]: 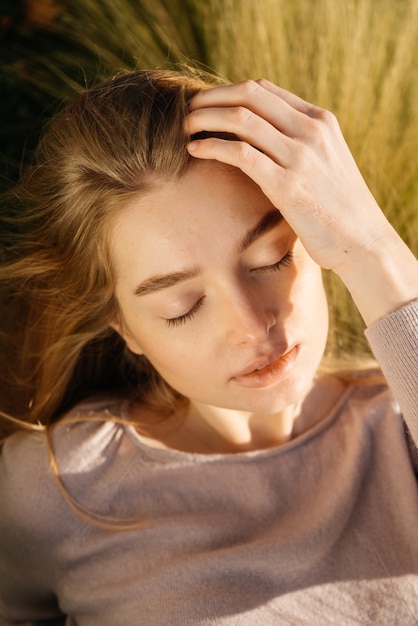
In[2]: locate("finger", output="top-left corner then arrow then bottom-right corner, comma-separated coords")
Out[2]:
256,79 -> 323,119
187,137 -> 286,206
188,80 -> 311,139
185,105 -> 293,165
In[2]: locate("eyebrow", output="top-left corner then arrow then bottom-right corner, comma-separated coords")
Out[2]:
238,208 -> 283,253
134,269 -> 200,296
134,208 -> 283,296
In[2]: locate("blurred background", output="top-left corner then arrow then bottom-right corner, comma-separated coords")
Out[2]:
1,0 -> 418,359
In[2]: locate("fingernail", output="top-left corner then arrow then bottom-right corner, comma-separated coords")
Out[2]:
187,140 -> 200,151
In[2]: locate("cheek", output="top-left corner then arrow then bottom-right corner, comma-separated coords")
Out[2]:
291,261 -> 328,330
309,279 -> 329,345
117,298 -> 208,374
134,331 -> 202,377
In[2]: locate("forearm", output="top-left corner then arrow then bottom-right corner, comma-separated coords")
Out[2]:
335,226 -> 418,327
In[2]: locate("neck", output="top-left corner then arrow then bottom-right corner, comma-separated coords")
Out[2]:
185,401 -> 300,453
183,376 -> 346,453
132,376 -> 346,454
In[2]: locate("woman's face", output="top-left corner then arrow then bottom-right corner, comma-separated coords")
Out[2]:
110,160 -> 329,416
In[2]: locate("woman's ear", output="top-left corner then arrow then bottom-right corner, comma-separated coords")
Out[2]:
109,319 -> 144,356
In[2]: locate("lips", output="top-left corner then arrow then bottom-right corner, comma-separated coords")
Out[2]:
231,344 -> 300,388
233,345 -> 291,378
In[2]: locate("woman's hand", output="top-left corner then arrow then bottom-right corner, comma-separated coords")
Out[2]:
185,80 -> 418,325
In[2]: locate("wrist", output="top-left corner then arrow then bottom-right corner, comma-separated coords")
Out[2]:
334,229 -> 418,327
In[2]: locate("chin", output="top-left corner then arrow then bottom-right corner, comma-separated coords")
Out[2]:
226,373 -> 316,415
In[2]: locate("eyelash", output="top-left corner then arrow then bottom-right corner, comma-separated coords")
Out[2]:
165,297 -> 206,328
165,251 -> 293,328
251,250 -> 293,274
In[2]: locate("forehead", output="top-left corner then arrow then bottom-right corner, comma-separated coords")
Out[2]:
110,161 -> 275,279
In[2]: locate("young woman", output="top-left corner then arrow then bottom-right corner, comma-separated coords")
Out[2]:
0,70 -> 417,625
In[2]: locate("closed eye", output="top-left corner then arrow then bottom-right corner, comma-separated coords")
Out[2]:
165,296 -> 205,327
251,251 -> 293,273
164,251 -> 293,328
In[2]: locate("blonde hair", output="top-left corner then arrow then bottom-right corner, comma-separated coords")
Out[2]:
0,69 -> 225,436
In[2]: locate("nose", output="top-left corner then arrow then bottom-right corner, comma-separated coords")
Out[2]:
223,287 -> 277,346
